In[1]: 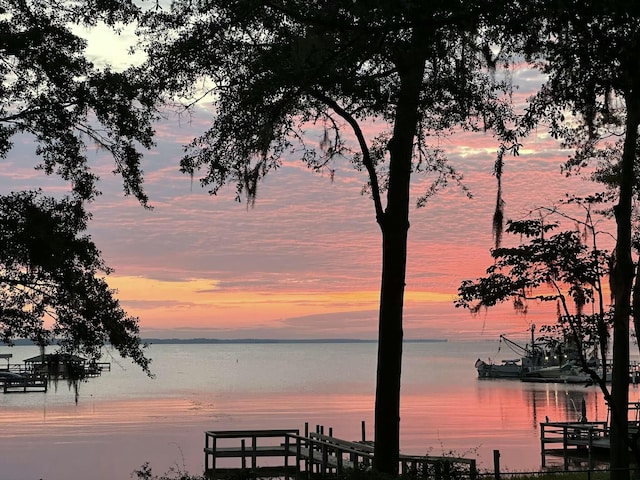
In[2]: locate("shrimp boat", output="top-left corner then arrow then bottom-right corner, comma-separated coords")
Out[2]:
475,357 -> 523,378
475,325 -> 580,379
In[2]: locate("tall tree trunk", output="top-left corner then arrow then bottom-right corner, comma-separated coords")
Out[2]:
373,47 -> 425,475
609,91 -> 639,480
633,262 -> 640,359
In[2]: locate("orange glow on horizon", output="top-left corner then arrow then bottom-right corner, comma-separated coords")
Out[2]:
106,275 -> 459,334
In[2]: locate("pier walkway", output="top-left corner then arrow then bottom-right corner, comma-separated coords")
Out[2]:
0,358 -> 111,393
541,401 -> 640,468
1,375 -> 48,393
204,424 -> 477,480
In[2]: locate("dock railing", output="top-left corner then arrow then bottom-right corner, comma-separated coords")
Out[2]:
204,429 -> 300,479
204,428 -> 477,480
1,374 -> 48,393
306,432 -> 477,479
540,420 -> 608,469
290,432 -> 374,477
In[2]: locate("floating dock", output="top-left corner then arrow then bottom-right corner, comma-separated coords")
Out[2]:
541,402 -> 640,469
0,353 -> 111,393
1,375 -> 48,393
203,423 -> 477,479
540,421 -> 609,468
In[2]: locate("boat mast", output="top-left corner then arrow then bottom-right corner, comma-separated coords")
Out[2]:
530,324 -> 535,352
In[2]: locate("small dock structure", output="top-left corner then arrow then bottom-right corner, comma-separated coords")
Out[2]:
1,375 -> 48,393
1,352 -> 47,393
204,423 -> 477,479
541,401 -> 640,468
0,351 -> 111,394
0,353 -> 12,369
22,353 -> 110,378
540,421 -> 609,468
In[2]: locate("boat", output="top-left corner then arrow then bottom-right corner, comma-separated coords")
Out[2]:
475,324 -> 584,380
475,358 -> 522,378
521,361 -> 579,382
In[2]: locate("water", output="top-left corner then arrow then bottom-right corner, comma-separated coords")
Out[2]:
1,340 -> 638,480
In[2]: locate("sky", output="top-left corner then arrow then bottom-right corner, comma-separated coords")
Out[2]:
3,22 -> 615,342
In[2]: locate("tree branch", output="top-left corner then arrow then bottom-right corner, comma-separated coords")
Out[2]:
308,88 -> 385,223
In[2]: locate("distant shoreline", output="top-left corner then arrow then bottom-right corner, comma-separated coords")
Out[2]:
4,338 -> 448,346
142,338 -> 448,345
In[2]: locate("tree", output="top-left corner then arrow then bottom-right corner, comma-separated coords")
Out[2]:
0,190 -> 151,373
457,211 -> 615,387
1,0 -> 157,203
501,2 -> 640,476
140,1 -> 515,472
0,0 -> 159,372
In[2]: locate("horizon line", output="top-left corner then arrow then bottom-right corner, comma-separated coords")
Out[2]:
3,337 -> 449,346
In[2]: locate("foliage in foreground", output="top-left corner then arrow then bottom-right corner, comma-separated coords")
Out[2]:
0,191 -> 150,374
131,461 -> 613,480
133,462 -> 206,480
0,0 -> 158,376
508,474 -> 609,480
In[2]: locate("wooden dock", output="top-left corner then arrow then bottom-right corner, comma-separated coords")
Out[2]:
1,375 -> 48,393
204,424 -> 477,479
540,420 -> 634,469
540,401 -> 640,469
0,357 -> 111,393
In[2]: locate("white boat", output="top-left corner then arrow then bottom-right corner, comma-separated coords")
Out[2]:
475,325 -> 549,379
475,324 -> 587,380
475,358 -> 522,378
522,361 -> 576,381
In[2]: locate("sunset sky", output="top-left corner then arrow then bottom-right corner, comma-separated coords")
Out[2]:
5,23 -> 614,342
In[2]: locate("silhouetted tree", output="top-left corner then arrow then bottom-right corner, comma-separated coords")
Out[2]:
457,210 -> 614,390
0,190 -> 150,373
0,0 -> 157,203
503,1 -> 640,475
0,0 -> 159,372
140,1 -> 516,472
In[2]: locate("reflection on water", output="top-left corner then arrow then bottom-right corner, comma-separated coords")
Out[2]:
400,378 -> 618,472
1,342 -> 640,479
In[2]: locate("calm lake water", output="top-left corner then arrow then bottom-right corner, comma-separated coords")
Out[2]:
2,340 -> 640,480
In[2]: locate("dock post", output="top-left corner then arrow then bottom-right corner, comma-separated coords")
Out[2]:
251,434 -> 257,470
329,427 -> 333,437
588,428 -> 593,471
562,426 -> 569,471
294,433 -> 303,479
284,434 -> 290,480
470,459 -> 477,480
321,442 -> 328,477
540,423 -> 546,468
493,450 -> 500,480
361,421 -> 366,442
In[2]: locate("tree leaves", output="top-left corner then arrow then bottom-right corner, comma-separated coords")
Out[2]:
140,1 -> 515,207
0,0 -> 158,205
0,191 -> 150,374
456,219 -> 610,317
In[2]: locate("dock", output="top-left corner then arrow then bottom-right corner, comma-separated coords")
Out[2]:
540,401 -> 640,469
540,421 -> 609,467
1,375 -> 48,393
204,423 -> 477,479
0,354 -> 111,393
